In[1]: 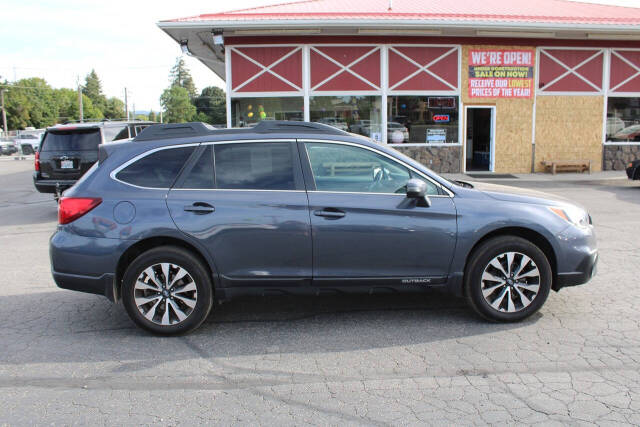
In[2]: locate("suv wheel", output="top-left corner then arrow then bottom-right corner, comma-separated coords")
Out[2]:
465,236 -> 552,322
122,246 -> 213,335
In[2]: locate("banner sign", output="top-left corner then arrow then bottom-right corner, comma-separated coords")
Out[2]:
468,50 -> 534,98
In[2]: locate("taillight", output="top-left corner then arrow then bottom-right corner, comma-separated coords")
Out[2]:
58,197 -> 102,225
35,151 -> 40,171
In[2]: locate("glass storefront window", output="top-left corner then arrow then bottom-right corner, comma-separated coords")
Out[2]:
231,97 -> 303,127
387,96 -> 459,144
309,96 -> 382,142
606,97 -> 640,142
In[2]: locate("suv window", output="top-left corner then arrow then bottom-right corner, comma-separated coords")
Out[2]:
305,142 -> 438,195
180,145 -> 214,189
41,129 -> 101,152
103,125 -> 129,142
116,146 -> 195,188
214,142 -> 295,190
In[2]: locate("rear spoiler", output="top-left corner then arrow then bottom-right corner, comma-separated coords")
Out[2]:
98,143 -> 117,163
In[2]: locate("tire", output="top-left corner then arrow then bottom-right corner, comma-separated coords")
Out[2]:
121,246 -> 213,335
465,236 -> 552,322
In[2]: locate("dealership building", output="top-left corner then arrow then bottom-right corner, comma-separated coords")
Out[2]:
158,0 -> 640,173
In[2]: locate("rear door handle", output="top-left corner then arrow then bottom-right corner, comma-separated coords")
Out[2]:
184,203 -> 215,214
314,208 -> 346,219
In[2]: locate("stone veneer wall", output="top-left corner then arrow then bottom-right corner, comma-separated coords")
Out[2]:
393,146 -> 461,173
603,145 -> 640,170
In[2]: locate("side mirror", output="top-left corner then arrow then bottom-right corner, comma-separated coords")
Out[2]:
406,178 -> 431,207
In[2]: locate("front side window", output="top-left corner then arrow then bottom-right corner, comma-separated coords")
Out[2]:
116,146 -> 195,188
305,142 -> 438,195
214,142 -> 295,190
387,96 -> 459,144
606,97 -> 640,142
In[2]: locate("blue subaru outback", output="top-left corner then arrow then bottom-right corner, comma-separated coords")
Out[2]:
50,121 -> 597,335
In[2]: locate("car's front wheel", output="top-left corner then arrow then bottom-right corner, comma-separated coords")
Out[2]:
121,246 -> 213,335
465,236 -> 552,322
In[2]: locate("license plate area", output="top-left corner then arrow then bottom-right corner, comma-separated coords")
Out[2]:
60,160 -> 74,169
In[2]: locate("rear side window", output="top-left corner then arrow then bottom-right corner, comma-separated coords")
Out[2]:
103,126 -> 129,142
116,146 -> 195,188
214,142 -> 295,190
180,146 -> 214,189
41,129 -> 101,152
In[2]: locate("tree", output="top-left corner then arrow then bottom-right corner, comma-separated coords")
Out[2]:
148,110 -> 157,122
83,69 -> 107,113
54,89 -> 103,122
169,57 -> 197,98
5,78 -> 58,129
103,97 -> 125,119
194,86 -> 226,125
160,85 -> 196,123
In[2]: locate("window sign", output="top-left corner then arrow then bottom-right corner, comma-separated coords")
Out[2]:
426,129 -> 447,143
469,50 -> 534,98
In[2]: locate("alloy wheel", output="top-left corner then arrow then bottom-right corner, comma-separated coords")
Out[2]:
133,263 -> 198,325
480,252 -> 540,313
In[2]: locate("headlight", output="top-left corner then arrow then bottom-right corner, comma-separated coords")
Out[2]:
549,206 -> 591,228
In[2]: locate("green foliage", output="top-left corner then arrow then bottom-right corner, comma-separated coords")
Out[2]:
103,97 -> 125,120
148,110 -> 157,122
160,85 -> 196,123
5,78 -> 59,129
170,57 -> 197,98
82,69 -> 107,112
194,86 -> 226,125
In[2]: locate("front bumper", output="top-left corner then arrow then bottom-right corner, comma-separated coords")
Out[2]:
554,224 -> 598,291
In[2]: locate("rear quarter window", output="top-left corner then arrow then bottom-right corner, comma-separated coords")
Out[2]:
41,129 -> 101,151
115,146 -> 195,188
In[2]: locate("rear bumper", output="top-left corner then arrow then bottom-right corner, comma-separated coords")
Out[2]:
627,166 -> 638,180
33,173 -> 77,193
52,270 -> 116,301
50,228 -> 123,302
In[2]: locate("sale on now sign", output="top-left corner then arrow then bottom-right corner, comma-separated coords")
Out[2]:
468,50 -> 535,98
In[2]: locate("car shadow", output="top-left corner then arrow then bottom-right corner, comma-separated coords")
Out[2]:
0,289 -> 538,366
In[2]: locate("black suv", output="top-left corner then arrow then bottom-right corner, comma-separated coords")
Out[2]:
34,120 -> 155,197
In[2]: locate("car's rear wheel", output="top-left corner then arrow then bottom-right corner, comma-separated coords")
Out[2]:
122,246 -> 213,335
465,236 -> 552,322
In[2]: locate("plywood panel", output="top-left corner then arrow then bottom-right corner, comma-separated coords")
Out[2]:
461,45 -> 535,173
534,96 -> 604,172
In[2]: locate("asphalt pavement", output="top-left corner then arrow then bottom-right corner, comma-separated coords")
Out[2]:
1,159 -> 640,425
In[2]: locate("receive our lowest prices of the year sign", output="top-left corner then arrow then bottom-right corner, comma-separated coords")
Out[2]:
468,50 -> 534,98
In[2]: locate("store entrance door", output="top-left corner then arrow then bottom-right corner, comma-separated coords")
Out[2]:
465,106 -> 495,172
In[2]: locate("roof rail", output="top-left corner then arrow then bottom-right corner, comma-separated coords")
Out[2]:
134,122 -> 215,141
134,120 -> 348,141
250,120 -> 347,134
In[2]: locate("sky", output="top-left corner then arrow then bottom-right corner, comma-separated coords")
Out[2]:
1,0 -> 639,112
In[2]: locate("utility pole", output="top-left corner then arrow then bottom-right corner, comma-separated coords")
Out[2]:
0,89 -> 8,134
160,110 -> 163,123
124,88 -> 129,120
133,103 -> 136,120
77,78 -> 83,123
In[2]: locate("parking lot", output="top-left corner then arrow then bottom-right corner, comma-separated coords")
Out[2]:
1,158 -> 640,425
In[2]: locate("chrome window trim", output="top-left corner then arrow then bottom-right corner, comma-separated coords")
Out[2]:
109,143 -> 199,190
298,138 -> 454,198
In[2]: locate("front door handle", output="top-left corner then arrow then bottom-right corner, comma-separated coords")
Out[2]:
184,202 -> 215,214
314,208 -> 346,219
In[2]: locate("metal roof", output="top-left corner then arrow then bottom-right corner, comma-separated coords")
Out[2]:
163,0 -> 640,27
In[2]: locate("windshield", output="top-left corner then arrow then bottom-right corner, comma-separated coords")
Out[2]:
41,129 -> 101,152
